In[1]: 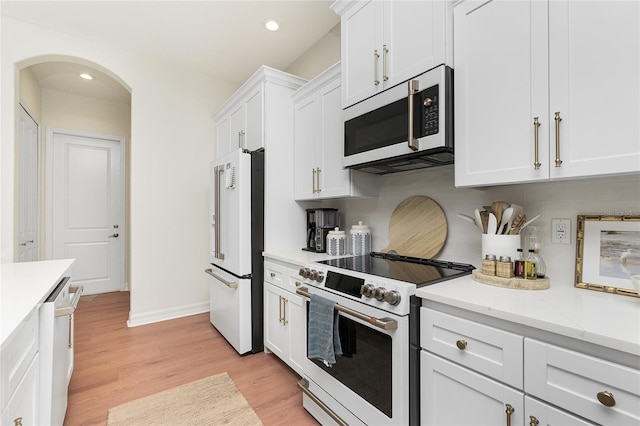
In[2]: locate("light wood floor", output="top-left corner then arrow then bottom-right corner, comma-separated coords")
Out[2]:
65,291 -> 318,426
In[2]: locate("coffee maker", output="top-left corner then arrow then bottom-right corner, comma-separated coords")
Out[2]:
304,208 -> 339,253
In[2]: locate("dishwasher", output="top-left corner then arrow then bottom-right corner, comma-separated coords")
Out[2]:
39,277 -> 83,426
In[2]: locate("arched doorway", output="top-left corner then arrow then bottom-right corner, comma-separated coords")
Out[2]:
17,57 -> 131,295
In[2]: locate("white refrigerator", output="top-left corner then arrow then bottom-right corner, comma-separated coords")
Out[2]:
206,148 -> 264,355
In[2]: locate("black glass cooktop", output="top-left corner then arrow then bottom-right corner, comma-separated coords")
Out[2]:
317,251 -> 475,286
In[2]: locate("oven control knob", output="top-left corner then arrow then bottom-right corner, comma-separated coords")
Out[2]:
360,284 -> 375,298
373,287 -> 387,302
310,270 -> 321,281
315,272 -> 325,282
299,268 -> 311,279
383,290 -> 401,306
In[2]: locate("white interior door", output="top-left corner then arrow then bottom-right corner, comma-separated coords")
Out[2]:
17,105 -> 40,262
48,129 -> 124,295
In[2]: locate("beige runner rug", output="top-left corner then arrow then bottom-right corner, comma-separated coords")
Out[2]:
107,372 -> 263,425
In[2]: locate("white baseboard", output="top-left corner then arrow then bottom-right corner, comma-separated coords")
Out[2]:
127,301 -> 209,327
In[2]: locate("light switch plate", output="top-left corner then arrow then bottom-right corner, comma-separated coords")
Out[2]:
551,218 -> 571,244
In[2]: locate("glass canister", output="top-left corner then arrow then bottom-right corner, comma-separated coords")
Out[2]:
349,221 -> 371,256
326,227 -> 346,256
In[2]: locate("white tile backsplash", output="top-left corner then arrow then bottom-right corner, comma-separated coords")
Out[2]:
323,167 -> 640,287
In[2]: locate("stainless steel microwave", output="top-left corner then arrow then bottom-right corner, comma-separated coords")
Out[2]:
343,65 -> 453,174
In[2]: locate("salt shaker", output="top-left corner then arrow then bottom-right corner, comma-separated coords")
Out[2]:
349,221 -> 371,256
326,227 -> 346,256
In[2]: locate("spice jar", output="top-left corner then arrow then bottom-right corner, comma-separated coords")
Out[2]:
482,254 -> 497,276
496,256 -> 514,278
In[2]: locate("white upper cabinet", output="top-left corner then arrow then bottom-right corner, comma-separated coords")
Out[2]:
332,0 -> 451,109
293,63 -> 378,200
214,67 -> 305,158
454,0 -> 640,187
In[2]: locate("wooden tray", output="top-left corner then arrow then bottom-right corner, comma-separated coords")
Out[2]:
382,196 -> 447,259
472,269 -> 550,290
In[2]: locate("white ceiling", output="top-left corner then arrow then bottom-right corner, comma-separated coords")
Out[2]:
3,0 -> 340,102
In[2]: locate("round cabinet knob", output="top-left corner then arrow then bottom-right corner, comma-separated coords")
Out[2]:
373,287 -> 387,302
597,391 -> 616,407
383,290 -> 401,306
456,340 -> 468,350
360,284 -> 375,298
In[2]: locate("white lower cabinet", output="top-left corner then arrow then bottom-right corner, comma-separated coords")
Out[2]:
421,351 -> 524,426
1,309 -> 40,426
263,260 -> 305,376
420,306 -> 639,425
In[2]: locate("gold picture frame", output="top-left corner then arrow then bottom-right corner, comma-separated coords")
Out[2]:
575,215 -> 640,298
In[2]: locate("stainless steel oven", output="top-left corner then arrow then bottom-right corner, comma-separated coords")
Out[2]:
297,285 -> 409,426
343,65 -> 454,174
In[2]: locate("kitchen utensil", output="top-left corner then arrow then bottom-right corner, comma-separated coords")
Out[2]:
488,213 -> 498,234
500,207 -> 514,234
518,215 -> 541,233
474,209 -> 483,232
508,213 -> 527,235
381,196 -> 447,258
480,210 -> 490,234
491,201 -> 503,231
457,213 -> 479,229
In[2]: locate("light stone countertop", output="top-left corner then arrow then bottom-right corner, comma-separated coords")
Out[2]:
416,275 -> 640,357
1,259 -> 75,347
263,250 -> 639,357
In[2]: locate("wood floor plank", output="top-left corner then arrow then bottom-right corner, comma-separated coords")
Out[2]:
65,291 -> 318,426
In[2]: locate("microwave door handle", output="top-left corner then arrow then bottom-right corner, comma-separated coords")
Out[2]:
408,80 -> 419,151
214,165 -> 225,260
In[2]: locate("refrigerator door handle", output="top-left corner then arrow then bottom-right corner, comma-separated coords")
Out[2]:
213,164 -> 225,260
205,268 -> 238,288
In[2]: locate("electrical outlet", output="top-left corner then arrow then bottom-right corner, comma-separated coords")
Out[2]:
552,218 -> 571,244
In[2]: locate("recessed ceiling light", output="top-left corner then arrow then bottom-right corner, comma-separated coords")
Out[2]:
79,73 -> 93,80
264,19 -> 280,32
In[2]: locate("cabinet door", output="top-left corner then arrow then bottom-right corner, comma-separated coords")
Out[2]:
1,354 -> 39,426
286,292 -> 305,376
341,0 -> 383,108
244,85 -> 264,152
454,0 -> 550,187
525,396 -> 595,426
263,283 -> 288,360
293,96 -> 319,200
548,1 -> 640,179
229,103 -> 245,153
317,77 -> 351,198
421,351 -> 524,426
215,115 -> 230,159
383,0 -> 447,89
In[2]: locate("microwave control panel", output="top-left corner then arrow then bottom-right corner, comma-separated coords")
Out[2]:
421,84 -> 439,136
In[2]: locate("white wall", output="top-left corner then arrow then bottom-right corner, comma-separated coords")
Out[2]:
0,16 -> 233,325
286,23 -> 341,80
328,168 -> 640,287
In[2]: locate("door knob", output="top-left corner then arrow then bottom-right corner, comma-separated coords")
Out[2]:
108,233 -> 119,238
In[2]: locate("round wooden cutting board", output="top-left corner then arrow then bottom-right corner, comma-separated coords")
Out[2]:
381,196 -> 447,259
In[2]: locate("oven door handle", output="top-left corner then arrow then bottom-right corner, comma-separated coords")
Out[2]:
296,287 -> 398,331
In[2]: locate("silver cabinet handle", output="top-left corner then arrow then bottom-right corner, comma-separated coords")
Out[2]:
533,117 -> 541,170
204,268 -> 238,288
312,169 -> 316,193
213,165 -> 225,260
282,297 -> 288,325
382,44 -> 389,82
554,112 -> 563,167
108,233 -> 119,238
408,80 -> 419,151
373,49 -> 380,86
296,287 -> 397,330
239,130 -> 245,151
316,168 -> 321,193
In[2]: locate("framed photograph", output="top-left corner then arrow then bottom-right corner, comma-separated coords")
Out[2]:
575,215 -> 640,298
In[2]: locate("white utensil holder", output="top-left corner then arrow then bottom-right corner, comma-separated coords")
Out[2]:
481,234 -> 521,262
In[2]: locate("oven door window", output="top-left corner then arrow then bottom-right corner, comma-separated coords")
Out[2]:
307,310 -> 393,418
